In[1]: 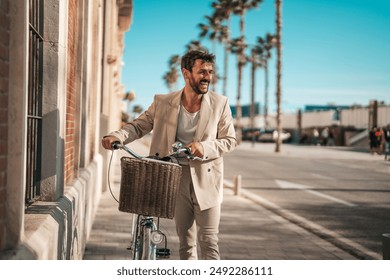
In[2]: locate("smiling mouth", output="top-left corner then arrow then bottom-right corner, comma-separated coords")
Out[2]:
200,80 -> 210,86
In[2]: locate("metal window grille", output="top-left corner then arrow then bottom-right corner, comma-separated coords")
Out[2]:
26,0 -> 44,205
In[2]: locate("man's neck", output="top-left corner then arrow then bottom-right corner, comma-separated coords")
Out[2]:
182,89 -> 202,113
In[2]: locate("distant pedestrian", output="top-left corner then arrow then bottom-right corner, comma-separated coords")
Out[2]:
321,127 -> 329,146
369,126 -> 379,154
328,127 -> 335,146
376,127 -> 384,154
299,132 -> 309,144
383,125 -> 390,160
312,128 -> 319,145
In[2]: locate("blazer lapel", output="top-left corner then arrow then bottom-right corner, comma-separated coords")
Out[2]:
166,90 -> 182,147
194,93 -> 212,141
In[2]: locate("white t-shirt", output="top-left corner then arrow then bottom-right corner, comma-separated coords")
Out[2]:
175,103 -> 200,164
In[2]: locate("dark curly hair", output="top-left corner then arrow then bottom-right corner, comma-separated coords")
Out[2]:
181,49 -> 215,72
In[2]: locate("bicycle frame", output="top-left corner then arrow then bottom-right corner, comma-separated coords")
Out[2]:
129,214 -> 168,260
112,141 -> 192,260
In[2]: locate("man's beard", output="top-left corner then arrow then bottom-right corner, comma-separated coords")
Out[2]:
190,78 -> 210,95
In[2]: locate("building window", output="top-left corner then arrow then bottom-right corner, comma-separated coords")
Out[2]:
26,0 -> 44,205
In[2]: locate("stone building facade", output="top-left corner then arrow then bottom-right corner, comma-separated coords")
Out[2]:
0,0 -> 133,259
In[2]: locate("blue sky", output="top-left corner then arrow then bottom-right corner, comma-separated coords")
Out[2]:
121,0 -> 390,114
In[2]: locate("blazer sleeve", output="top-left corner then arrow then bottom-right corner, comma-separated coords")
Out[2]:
107,96 -> 156,144
200,97 -> 237,160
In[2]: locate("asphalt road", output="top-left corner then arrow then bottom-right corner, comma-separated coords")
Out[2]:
224,142 -> 390,259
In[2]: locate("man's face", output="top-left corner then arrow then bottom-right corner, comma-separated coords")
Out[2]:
185,59 -> 214,95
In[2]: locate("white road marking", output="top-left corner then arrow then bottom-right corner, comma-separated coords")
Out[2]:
310,173 -> 336,181
276,179 -> 357,207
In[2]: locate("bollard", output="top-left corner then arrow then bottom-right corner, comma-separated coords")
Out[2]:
234,175 -> 242,196
383,233 -> 390,260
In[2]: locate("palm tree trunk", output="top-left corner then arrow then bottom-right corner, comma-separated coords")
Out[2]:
275,0 -> 282,152
236,62 -> 243,144
212,40 -> 217,92
264,61 -> 269,128
223,43 -> 228,96
223,18 -> 231,97
250,61 -> 256,147
236,14 -> 246,144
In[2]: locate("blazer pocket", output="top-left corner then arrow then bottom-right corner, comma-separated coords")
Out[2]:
201,161 -> 215,187
209,160 -> 223,192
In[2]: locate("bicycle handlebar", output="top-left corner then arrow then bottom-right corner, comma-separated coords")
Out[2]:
111,141 -> 196,160
111,141 -> 143,159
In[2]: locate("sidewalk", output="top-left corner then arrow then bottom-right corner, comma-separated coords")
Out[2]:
83,139 -> 357,260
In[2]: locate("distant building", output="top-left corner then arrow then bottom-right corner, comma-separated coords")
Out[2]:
230,102 -> 261,118
304,105 -> 350,112
304,105 -> 350,121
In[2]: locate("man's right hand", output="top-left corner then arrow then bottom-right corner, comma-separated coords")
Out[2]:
101,136 -> 120,150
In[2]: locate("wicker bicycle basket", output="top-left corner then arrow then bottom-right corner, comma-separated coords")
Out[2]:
118,157 -> 182,219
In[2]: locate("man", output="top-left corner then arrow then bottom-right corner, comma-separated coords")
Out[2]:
101,49 -> 237,259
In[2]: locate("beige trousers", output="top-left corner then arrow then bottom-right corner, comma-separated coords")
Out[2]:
174,165 -> 221,260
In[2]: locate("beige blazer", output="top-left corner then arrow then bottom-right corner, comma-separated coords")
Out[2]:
110,89 -> 237,210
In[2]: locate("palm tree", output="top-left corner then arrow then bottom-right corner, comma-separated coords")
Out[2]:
257,33 -> 276,129
248,43 -> 264,146
185,40 -> 204,52
162,54 -> 180,92
233,0 -> 263,38
198,13 -> 224,92
132,105 -> 144,119
231,0 -> 262,144
198,14 -> 221,55
229,35 -> 247,144
246,33 -> 275,146
211,0 -> 237,97
214,23 -> 230,93
275,0 -> 282,153
162,70 -> 177,92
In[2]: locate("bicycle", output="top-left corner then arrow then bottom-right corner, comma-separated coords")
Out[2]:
109,141 -> 193,260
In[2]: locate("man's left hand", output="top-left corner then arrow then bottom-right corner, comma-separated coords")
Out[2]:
187,142 -> 204,159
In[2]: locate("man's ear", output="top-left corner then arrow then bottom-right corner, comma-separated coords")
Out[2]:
182,69 -> 189,79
